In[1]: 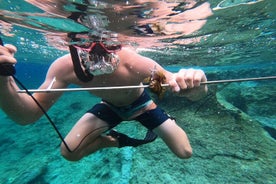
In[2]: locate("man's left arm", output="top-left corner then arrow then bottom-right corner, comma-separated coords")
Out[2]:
120,48 -> 207,100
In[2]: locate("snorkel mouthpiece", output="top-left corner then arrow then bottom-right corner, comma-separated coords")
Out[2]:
83,53 -> 119,75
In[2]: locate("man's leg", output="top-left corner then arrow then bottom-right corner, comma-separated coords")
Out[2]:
153,118 -> 192,159
60,113 -> 118,161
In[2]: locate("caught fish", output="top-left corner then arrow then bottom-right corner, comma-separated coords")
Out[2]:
143,68 -> 167,99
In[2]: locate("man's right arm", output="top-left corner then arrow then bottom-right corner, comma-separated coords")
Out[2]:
0,44 -> 66,125
0,76 -> 41,124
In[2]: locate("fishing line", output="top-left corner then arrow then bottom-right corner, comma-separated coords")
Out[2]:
0,36 -> 73,152
11,76 -> 74,152
69,125 -> 111,152
1,55 -> 111,153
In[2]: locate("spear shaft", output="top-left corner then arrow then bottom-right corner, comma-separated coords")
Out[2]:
17,76 -> 276,93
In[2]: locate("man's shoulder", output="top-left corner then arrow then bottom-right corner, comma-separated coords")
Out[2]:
50,54 -> 72,67
45,54 -> 76,84
49,54 -> 73,74
119,47 -> 137,56
55,54 -> 71,62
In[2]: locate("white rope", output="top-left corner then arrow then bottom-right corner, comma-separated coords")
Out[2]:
17,76 -> 276,93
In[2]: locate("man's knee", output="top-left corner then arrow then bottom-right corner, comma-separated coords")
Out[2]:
153,119 -> 193,159
60,143 -> 82,162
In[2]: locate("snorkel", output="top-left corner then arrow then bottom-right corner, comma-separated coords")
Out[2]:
68,4 -> 122,80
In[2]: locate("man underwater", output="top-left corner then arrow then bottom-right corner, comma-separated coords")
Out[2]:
0,14 -> 207,162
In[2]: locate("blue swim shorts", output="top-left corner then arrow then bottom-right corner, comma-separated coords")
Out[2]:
86,90 -> 170,130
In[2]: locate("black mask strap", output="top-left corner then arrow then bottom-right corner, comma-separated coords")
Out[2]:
67,4 -> 94,83
69,44 -> 94,82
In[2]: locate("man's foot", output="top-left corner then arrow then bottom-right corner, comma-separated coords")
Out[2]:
107,130 -> 157,148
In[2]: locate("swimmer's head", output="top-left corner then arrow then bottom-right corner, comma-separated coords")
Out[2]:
68,5 -> 122,76
70,32 -> 121,76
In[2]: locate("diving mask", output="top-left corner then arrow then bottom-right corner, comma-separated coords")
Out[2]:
73,42 -> 121,76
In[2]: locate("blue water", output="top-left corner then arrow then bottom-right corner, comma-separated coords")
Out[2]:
0,0 -> 275,183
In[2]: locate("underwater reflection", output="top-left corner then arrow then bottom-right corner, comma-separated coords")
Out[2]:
0,0 -> 213,49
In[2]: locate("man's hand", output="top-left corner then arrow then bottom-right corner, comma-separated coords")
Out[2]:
169,68 -> 208,100
0,44 -> 17,76
0,44 -> 17,65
